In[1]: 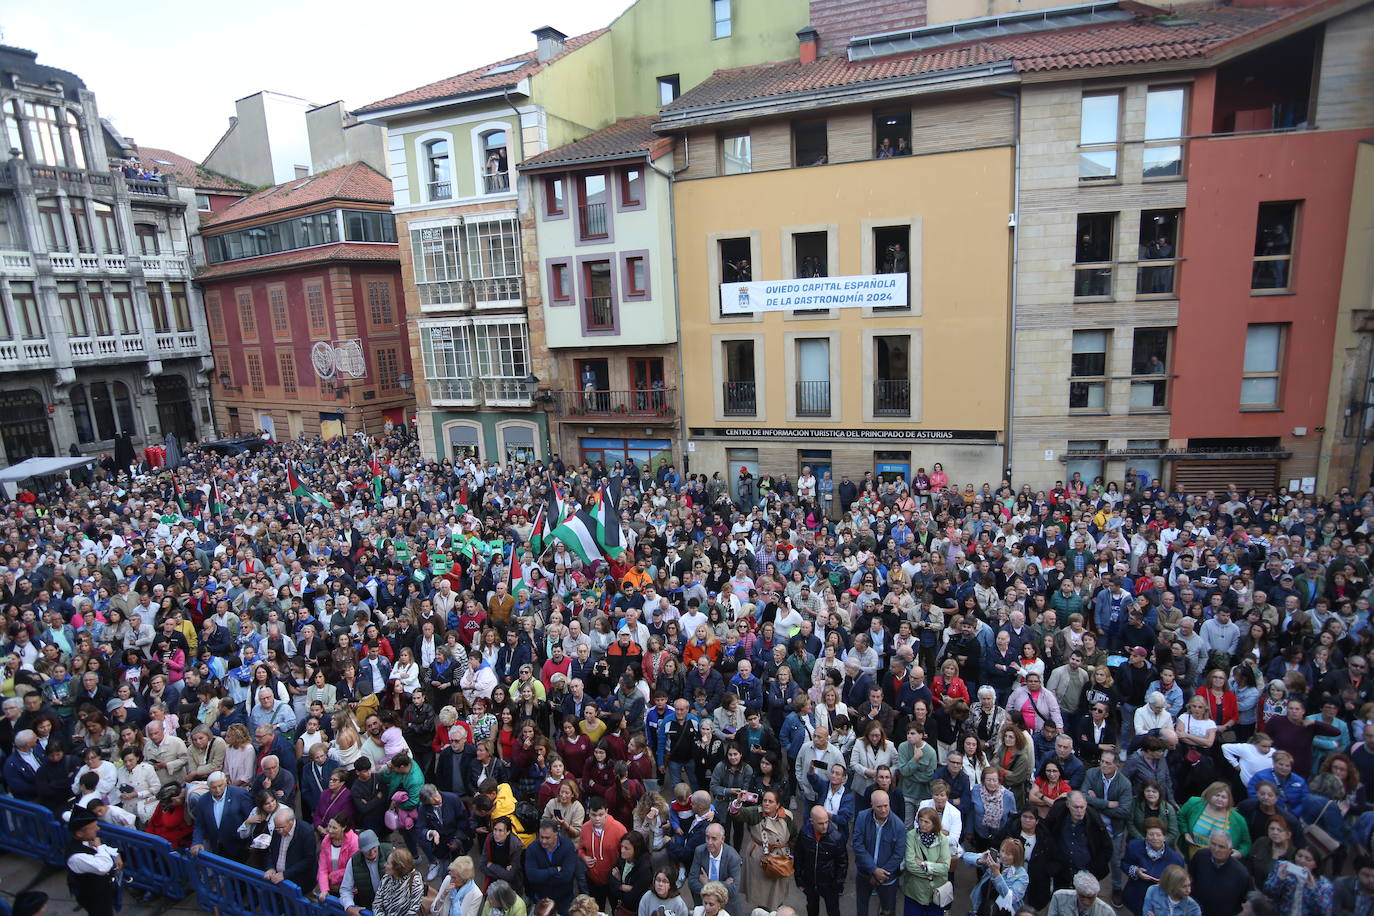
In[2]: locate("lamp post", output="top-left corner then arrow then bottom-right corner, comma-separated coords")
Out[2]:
217,371 -> 241,392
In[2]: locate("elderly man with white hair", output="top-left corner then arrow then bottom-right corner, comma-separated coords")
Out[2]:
1047,871 -> 1115,916
248,686 -> 297,735
264,806 -> 317,889
190,770 -> 254,858
3,728 -> 41,800
1132,691 -> 1179,750
794,726 -> 846,803
142,720 -> 189,785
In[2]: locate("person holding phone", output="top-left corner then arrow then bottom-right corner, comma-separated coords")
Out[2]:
1122,819 -> 1185,916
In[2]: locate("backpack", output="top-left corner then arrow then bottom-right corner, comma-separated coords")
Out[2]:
513,799 -> 540,832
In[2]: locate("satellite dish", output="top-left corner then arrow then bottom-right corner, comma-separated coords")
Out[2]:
311,341 -> 337,379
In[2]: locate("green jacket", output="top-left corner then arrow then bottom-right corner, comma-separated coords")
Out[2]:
383,762 -> 424,809
895,740 -> 936,803
1177,795 -> 1251,857
901,828 -> 950,903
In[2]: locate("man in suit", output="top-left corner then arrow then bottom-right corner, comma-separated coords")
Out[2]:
688,822 -> 742,914
250,754 -> 298,809
840,659 -> 876,710
2,729 -> 41,801
418,784 -> 473,881
190,771 -> 253,858
853,789 -> 905,916
264,807 -> 317,890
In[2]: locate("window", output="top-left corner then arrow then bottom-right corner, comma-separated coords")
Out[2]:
1074,213 -> 1115,297
305,282 -> 328,336
502,424 -> 538,464
343,210 -> 396,243
425,139 -> 452,200
23,102 -> 70,167
723,340 -> 756,415
583,259 -> 614,330
1065,440 -> 1106,485
1079,92 -> 1121,181
237,290 -> 257,340
465,217 -> 521,303
37,198 -> 66,251
279,351 -> 298,397
619,167 -> 644,208
577,174 -> 609,240
0,196 -> 17,249
713,0 -> 732,38
72,382 -> 133,442
68,200 -> 93,253
473,320 -> 531,401
11,282 -> 40,338
135,224 -> 160,256
1241,323 -> 1285,407
269,286 -> 289,337
624,254 -> 648,298
87,283 -> 111,337
1069,330 -> 1108,410
793,121 -> 828,167
423,324 -> 478,400
110,282 -> 136,334
246,352 -> 265,396
630,357 -> 666,406
195,193 -> 211,212
721,133 -> 751,174
1252,202 -> 1297,291
376,346 -> 400,391
658,75 -> 681,106
170,282 -> 192,332
874,109 -> 911,158
92,202 -> 120,254
874,335 -> 911,416
720,238 -> 751,283
58,282 -> 86,337
795,338 -> 830,416
207,292 -> 225,340
544,177 -> 566,218
481,131 -> 509,193
205,211 -> 339,263
873,225 -> 911,311
1130,328 -> 1171,410
1137,210 -> 1180,295
549,261 -> 572,303
1126,439 -> 1165,486
148,285 -> 170,332
1144,87 -> 1186,178
793,232 -> 827,278
367,279 -> 394,325
410,225 -> 465,306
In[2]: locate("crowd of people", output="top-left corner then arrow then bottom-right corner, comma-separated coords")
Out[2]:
1,429 -> 1373,916
113,159 -> 165,182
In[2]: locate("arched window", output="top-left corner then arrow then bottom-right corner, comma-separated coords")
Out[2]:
424,139 -> 451,200
71,384 -> 93,443
481,130 -> 508,193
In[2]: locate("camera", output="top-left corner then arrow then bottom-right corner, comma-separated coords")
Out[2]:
120,784 -> 134,794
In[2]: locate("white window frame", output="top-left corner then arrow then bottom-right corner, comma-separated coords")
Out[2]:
469,121 -> 515,200
472,317 -> 530,406
414,130 -> 454,203
463,211 -> 521,307
410,221 -> 466,311
419,319 -> 477,405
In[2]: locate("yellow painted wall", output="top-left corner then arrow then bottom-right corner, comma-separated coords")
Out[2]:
676,146 -> 1013,431
530,35 -> 619,150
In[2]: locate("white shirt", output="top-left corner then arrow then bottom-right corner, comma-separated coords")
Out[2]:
824,786 -> 846,816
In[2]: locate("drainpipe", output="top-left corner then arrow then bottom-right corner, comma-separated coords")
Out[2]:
502,86 -> 543,450
997,87 -> 1021,487
646,136 -> 691,471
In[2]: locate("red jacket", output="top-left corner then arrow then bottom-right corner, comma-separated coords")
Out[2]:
577,814 -> 627,885
1196,686 -> 1238,726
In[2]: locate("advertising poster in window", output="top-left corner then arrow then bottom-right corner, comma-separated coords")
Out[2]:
720,274 -> 907,314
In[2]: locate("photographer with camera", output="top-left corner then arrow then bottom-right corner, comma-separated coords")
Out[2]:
960,837 -> 1029,916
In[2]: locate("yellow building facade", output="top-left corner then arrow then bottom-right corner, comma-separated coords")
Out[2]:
666,83 -> 1015,488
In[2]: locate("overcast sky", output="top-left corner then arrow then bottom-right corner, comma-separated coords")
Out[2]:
0,0 -> 634,158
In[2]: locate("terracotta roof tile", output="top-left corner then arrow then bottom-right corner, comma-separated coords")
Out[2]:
660,2 -> 1311,115
201,162 -> 394,229
195,242 -> 398,281
354,29 -> 607,115
519,117 -> 665,170
129,145 -> 253,194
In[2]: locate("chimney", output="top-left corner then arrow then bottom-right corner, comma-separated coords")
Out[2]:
533,26 -> 568,63
797,26 -> 819,64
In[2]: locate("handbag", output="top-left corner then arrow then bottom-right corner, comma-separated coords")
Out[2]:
1305,800 -> 1341,859
934,880 -> 954,908
759,842 -> 794,879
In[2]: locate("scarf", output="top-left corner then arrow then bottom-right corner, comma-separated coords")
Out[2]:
1145,843 -> 1167,861
919,830 -> 939,847
981,785 -> 1005,829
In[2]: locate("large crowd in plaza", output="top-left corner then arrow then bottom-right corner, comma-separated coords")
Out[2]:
2,429 -> 1373,916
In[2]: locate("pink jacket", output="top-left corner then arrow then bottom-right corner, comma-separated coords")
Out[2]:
317,829 -> 359,895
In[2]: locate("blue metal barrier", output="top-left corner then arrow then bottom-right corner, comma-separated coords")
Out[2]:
0,796 -> 68,867
99,823 -> 192,900
185,850 -> 317,916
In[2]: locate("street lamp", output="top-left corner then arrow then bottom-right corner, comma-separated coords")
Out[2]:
396,372 -> 413,392
217,371 -> 241,392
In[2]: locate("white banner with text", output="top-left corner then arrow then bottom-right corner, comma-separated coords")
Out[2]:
721,274 -> 907,314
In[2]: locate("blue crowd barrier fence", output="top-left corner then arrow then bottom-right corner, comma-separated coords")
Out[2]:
0,795 -> 372,916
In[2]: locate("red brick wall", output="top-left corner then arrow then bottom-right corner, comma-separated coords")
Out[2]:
809,0 -> 928,55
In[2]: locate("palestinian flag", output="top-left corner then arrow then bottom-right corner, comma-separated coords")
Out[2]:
287,462 -> 331,507
549,483 -> 568,523
592,482 -> 625,558
528,503 -> 548,556
210,478 -> 227,516
369,450 -> 385,508
171,475 -> 190,518
550,510 -> 601,565
507,546 -> 526,597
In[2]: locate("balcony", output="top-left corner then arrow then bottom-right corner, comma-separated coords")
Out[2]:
0,339 -> 53,369
482,378 -> 532,406
873,379 -> 911,417
554,388 -> 678,419
723,380 -> 756,416
483,171 -> 511,194
428,180 -> 452,201
126,178 -> 170,198
583,296 -> 614,331
1129,374 -> 1169,412
578,202 -> 608,240
68,335 -> 146,362
471,277 -> 522,308
427,378 -> 480,405
154,332 -> 205,357
796,380 -> 830,417
0,251 -> 34,274
1074,264 -> 1113,298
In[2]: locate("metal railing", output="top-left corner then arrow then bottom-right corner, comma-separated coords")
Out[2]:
427,378 -> 479,403
428,179 -> 452,200
873,379 -> 911,416
483,171 -> 511,194
482,377 -> 531,403
579,202 -> 608,239
555,388 -> 677,417
796,380 -> 831,416
1074,264 -> 1113,297
584,295 -> 614,330
723,380 -> 756,415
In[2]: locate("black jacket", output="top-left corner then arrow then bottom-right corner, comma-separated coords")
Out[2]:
436,744 -> 476,796
795,820 -> 848,894
266,824 -> 318,890
1038,798 -> 1111,887
350,771 -> 389,833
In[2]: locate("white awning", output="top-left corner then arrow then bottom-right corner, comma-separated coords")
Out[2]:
0,455 -> 97,483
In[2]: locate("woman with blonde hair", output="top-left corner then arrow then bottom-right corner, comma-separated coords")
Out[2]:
431,855 -> 482,916
373,847 -> 426,916
222,723 -> 256,787
690,881 -> 732,916
331,711 -> 364,769
1178,781 -> 1251,859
